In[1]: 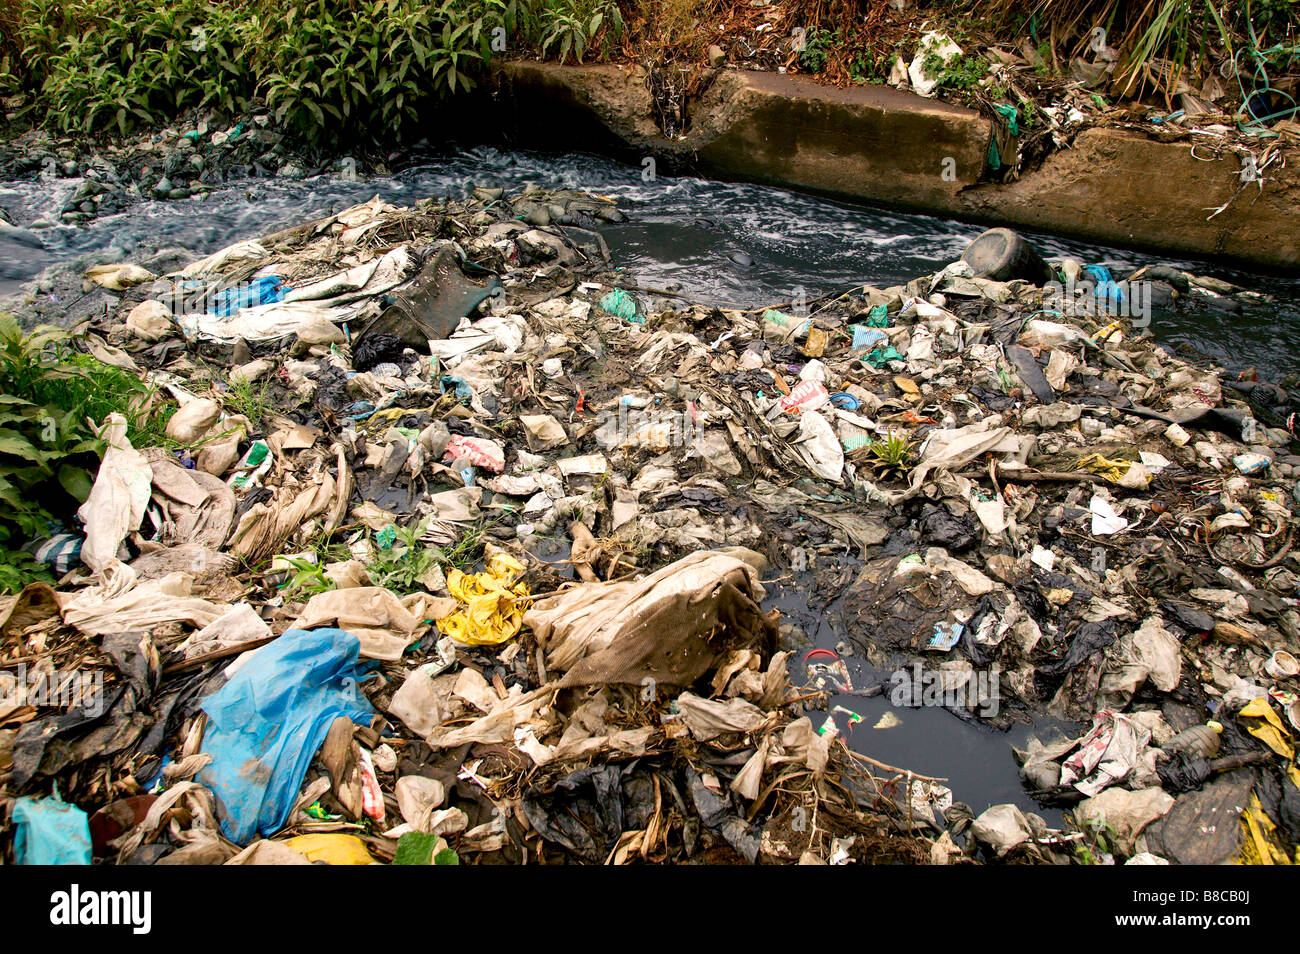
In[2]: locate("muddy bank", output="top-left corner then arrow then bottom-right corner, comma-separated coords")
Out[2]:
493,63 -> 1300,271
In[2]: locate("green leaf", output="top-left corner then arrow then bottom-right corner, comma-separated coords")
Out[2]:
0,431 -> 46,461
57,463 -> 94,502
393,830 -> 440,865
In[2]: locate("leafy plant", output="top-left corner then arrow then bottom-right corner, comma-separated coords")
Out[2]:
393,830 -> 459,865
366,520 -> 446,593
921,49 -> 990,93
1070,814 -> 1119,865
0,318 -> 102,544
10,0 -> 634,138
0,314 -> 171,573
278,555 -> 335,600
538,0 -> 624,64
798,27 -> 836,73
0,547 -> 55,593
866,429 -> 914,481
366,516 -> 489,593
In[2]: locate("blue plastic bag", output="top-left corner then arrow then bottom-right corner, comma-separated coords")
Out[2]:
197,628 -> 374,844
439,375 -> 473,403
210,275 -> 287,318
851,326 -> 888,351
1083,264 -> 1126,311
13,794 -> 92,865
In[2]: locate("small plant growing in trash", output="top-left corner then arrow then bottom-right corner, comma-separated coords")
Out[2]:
223,374 -> 272,429
367,519 -> 487,592
1069,815 -> 1120,866
865,430 -> 914,481
920,49 -> 989,94
367,521 -> 444,593
279,556 -> 335,600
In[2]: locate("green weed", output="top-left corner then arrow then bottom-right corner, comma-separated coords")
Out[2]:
866,429 -> 914,481
222,374 -> 271,430
0,314 -> 172,563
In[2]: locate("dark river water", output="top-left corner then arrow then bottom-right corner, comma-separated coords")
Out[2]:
3,145 -> 1299,377
3,144 -> 1296,820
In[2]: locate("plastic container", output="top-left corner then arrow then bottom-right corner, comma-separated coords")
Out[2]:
1162,722 -> 1223,759
960,228 -> 1055,285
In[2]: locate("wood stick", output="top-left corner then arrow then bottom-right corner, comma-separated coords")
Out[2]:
162,634 -> 279,676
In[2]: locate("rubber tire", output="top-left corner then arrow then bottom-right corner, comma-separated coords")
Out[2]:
961,228 -> 1055,285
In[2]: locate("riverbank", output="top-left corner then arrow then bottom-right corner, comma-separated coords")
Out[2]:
3,1 -> 1297,268
3,57 -> 1297,271
494,61 -> 1300,270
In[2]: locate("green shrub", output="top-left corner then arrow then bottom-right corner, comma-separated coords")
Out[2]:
0,314 -> 170,559
9,0 -> 627,141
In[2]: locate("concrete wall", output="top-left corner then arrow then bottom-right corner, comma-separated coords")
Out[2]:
493,61 -> 1299,269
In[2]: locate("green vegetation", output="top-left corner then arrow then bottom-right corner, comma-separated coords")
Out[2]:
278,555 -> 336,599
366,518 -> 485,593
797,26 -> 835,74
394,830 -> 460,864
222,374 -> 272,430
921,49 -> 990,93
865,429 -> 914,481
0,548 -> 53,592
975,0 -> 1299,102
537,0 -> 624,64
1,0 -> 628,141
0,314 -> 174,589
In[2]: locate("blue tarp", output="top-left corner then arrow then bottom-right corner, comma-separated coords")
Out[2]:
196,628 -> 374,844
13,794 -> 92,865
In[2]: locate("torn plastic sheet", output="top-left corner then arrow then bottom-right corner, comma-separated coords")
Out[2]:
524,549 -> 778,687
176,246 -> 411,341
1059,709 -> 1151,797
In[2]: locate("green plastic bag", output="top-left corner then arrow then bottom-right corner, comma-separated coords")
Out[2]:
598,289 -> 641,323
864,345 -> 904,368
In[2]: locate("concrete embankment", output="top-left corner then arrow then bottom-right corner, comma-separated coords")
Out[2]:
491,62 -> 1299,270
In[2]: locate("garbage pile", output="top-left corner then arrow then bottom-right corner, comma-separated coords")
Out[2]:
2,183 -> 1300,865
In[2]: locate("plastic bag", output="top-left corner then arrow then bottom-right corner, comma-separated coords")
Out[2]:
436,552 -> 529,646
13,793 -> 92,865
598,289 -> 641,323
197,628 -> 374,844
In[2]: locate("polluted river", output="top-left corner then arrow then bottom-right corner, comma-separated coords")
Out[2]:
4,145 -> 1300,858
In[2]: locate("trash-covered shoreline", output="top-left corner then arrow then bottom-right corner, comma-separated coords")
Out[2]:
2,181 -> 1299,866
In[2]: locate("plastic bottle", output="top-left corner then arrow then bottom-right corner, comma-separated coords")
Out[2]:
1162,721 -> 1223,758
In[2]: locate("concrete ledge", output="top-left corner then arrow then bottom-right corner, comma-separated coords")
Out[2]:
494,62 -> 1300,269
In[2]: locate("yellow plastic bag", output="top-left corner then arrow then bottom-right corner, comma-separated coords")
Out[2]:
1074,453 -> 1132,483
435,552 -> 530,646
1237,794 -> 1295,865
1238,697 -> 1295,760
282,833 -> 377,865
